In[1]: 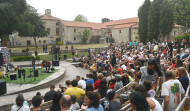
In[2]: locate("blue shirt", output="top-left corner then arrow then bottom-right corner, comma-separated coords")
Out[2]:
86,105 -> 104,111
178,76 -> 190,92
86,79 -> 94,85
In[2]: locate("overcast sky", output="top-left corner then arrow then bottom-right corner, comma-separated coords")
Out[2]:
26,0 -> 146,23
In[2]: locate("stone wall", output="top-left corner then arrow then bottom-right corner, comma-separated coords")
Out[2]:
112,28 -> 130,43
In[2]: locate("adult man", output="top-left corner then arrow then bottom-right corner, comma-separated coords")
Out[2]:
44,84 -> 56,102
65,79 -> 85,99
60,95 -> 72,111
32,95 -> 46,111
32,56 -> 36,71
136,58 -> 162,84
76,76 -> 86,89
161,71 -> 185,111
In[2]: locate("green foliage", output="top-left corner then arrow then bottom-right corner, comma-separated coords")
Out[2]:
138,0 -> 151,43
172,0 -> 190,32
0,0 -> 27,38
12,56 -> 40,62
79,30 -> 90,44
148,0 -> 163,41
57,42 -> 63,45
175,33 -> 190,42
17,5 -> 48,50
1,68 -> 59,84
74,14 -> 88,22
159,0 -> 174,39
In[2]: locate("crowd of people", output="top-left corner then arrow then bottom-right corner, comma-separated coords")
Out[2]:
11,39 -> 190,111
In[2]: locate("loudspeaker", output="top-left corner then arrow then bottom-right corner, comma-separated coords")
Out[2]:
10,74 -> 17,80
0,80 -> 7,95
0,53 -> 3,66
52,61 -> 59,66
34,70 -> 38,77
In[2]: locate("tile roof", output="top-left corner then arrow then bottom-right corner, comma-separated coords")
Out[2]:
41,15 -> 184,29
60,20 -> 107,30
174,24 -> 185,27
104,17 -> 139,26
113,23 -> 137,29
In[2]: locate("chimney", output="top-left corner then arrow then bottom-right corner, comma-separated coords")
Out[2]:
45,9 -> 51,16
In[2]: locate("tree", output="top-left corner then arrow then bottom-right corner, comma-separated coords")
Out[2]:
0,0 -> 27,39
138,0 -> 151,43
172,0 -> 190,32
148,0 -> 163,41
17,5 -> 48,52
74,14 -> 88,22
159,0 -> 174,40
79,30 -> 90,44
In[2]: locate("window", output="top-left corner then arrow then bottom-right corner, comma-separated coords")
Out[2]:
173,31 -> 176,36
56,28 -> 59,36
74,37 -> 76,41
119,30 -> 121,33
74,29 -> 76,33
56,22 -> 59,26
63,28 -> 64,33
43,40 -> 46,44
27,40 -> 31,46
47,28 -> 50,34
134,32 -> 136,36
97,31 -> 99,33
39,40 -> 41,44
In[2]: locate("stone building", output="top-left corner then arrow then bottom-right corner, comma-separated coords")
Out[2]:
9,9 -> 186,46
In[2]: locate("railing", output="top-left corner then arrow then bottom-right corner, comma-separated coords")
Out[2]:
175,85 -> 190,111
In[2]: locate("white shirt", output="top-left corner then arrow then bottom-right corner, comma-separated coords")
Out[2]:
121,64 -> 127,71
78,80 -> 86,89
11,105 -> 30,111
161,79 -> 185,111
149,98 -> 163,111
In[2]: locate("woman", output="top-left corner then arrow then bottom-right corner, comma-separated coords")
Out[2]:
11,94 -> 30,111
128,91 -> 150,111
93,73 -> 104,90
50,92 -> 62,111
98,78 -> 109,98
82,91 -> 104,111
135,85 -> 163,111
177,67 -> 190,92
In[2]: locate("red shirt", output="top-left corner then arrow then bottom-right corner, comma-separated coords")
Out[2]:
110,83 -> 115,89
94,79 -> 101,90
118,68 -> 123,74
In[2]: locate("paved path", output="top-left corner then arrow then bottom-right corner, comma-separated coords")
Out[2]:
0,61 -> 89,108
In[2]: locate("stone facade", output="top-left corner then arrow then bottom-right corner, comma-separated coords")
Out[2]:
10,9 -> 186,46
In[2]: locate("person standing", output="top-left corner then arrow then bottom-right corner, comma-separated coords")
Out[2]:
161,71 -> 185,111
32,56 -> 36,71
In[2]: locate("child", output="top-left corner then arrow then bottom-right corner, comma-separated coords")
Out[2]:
70,95 -> 80,110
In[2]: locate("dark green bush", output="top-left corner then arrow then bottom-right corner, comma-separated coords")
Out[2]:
13,56 -> 40,62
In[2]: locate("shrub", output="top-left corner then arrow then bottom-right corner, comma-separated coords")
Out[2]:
13,56 -> 40,62
57,42 -> 63,45
175,33 -> 190,42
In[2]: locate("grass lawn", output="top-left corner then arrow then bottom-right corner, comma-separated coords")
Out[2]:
1,68 -> 59,84
9,44 -> 108,53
